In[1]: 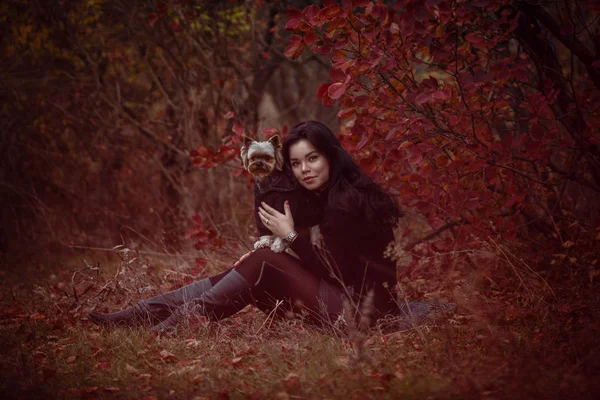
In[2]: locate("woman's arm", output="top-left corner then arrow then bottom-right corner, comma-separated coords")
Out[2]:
258,201 -> 332,279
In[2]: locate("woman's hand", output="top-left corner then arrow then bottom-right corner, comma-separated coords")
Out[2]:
258,201 -> 295,238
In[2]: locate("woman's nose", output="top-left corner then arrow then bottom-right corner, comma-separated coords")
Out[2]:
301,162 -> 309,173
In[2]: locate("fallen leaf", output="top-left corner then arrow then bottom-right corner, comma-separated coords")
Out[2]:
125,363 -> 140,374
66,355 -> 77,364
159,349 -> 177,362
95,361 -> 111,371
231,356 -> 243,365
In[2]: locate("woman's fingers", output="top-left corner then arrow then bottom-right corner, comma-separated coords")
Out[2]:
257,207 -> 271,222
260,202 -> 283,217
258,203 -> 294,237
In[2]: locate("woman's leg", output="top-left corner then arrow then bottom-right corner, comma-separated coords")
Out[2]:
152,249 -> 338,332
88,267 -> 234,327
235,250 -> 329,321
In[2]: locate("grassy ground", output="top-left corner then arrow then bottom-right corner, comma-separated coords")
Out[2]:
1,245 -> 599,400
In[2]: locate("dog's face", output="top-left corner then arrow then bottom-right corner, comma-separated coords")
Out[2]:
240,135 -> 283,180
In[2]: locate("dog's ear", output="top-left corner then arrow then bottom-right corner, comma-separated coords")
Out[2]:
240,136 -> 254,170
268,134 -> 281,149
268,135 -> 284,171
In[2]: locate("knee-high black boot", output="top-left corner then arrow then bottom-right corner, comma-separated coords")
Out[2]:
152,270 -> 252,333
88,277 -> 214,327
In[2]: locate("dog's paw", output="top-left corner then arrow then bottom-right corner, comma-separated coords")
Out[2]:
254,236 -> 274,250
270,237 -> 285,253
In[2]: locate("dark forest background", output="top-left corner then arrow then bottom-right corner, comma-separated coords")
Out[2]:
0,0 -> 337,257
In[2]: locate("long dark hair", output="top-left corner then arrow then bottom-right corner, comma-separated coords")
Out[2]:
282,121 -> 402,229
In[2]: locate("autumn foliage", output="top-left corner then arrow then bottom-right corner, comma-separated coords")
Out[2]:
280,0 -> 600,278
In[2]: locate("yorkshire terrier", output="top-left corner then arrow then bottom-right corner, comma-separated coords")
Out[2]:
240,135 -> 321,252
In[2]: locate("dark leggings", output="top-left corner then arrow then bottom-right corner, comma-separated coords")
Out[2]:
234,249 -> 334,322
143,249 -> 342,325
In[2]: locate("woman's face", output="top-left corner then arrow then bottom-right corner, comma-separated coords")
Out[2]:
289,139 -> 330,191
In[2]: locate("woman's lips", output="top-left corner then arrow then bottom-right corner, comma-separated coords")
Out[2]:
303,177 -> 315,183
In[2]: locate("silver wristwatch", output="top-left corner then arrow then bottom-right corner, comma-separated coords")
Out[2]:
282,230 -> 298,247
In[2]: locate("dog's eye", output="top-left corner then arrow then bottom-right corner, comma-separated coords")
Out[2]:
253,155 -> 274,162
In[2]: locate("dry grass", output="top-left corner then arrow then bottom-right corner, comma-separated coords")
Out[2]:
1,240 -> 599,400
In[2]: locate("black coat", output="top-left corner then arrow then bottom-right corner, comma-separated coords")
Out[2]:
289,189 -> 398,313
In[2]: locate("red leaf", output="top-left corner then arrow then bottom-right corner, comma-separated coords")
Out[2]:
337,108 -> 355,119
318,6 -> 342,21
147,13 -> 159,26
409,152 -> 423,165
283,35 -> 306,59
232,123 -> 245,136
303,30 -> 318,45
327,82 -> 347,100
317,83 -> 331,99
415,92 -> 432,105
465,32 -> 484,44
30,312 -> 46,320
82,386 -> 98,394
303,5 -> 321,21
401,20 -> 414,37
356,133 -> 370,150
413,6 -> 429,22
224,111 -> 234,119
329,68 -> 346,83
285,19 -> 300,30
310,44 -> 333,55
432,89 -> 451,100
286,8 -> 303,21
190,145 -> 210,158
322,95 -> 336,107
159,349 -> 177,362
504,193 -> 526,208
95,361 -> 111,371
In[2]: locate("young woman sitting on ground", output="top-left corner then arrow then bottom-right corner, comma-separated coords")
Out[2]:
89,120 -> 453,333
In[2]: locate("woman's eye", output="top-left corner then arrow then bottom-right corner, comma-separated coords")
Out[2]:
291,162 -> 299,167
309,156 -> 318,162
